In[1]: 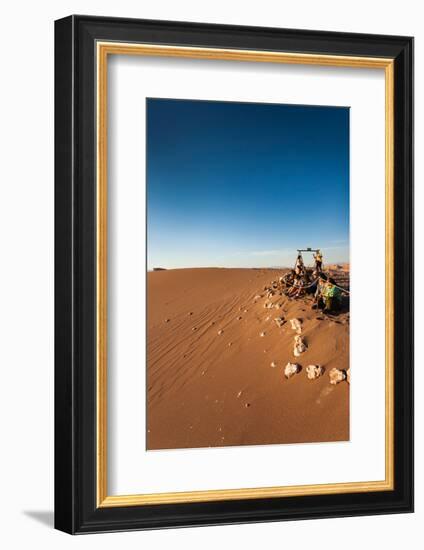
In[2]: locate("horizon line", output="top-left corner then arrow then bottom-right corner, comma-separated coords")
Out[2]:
148,263 -> 350,272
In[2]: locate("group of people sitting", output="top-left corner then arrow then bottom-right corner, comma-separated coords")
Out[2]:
281,251 -> 343,313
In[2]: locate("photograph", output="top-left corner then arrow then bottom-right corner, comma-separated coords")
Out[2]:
146,98 -> 350,450
51,10 -> 413,536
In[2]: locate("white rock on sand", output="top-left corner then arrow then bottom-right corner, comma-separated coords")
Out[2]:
284,362 -> 301,379
289,318 -> 302,334
306,365 -> 324,380
293,335 -> 307,357
329,367 -> 347,385
346,368 -> 351,384
270,361 -> 277,368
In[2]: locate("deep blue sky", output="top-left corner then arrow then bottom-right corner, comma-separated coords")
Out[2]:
147,98 -> 349,269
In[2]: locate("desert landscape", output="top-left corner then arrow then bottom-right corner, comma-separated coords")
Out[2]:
146,98 -> 350,451
146,266 -> 350,450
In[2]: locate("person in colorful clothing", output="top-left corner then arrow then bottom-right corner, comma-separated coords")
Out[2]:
322,277 -> 342,312
312,273 -> 327,309
314,249 -> 323,272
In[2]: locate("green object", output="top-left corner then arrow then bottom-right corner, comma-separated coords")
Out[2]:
326,285 -> 342,299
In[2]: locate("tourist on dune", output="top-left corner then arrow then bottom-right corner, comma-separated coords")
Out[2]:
295,253 -> 304,268
288,275 -> 305,299
295,264 -> 303,277
322,277 -> 342,312
282,269 -> 296,294
312,273 -> 328,309
314,249 -> 323,272
307,269 -> 319,294
294,254 -> 305,276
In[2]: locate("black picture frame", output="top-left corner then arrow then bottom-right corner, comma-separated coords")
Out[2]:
55,15 -> 414,534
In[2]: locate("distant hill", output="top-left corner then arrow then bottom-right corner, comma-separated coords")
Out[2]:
326,263 -> 350,272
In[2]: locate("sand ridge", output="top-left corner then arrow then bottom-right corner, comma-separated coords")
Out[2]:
147,267 -> 349,450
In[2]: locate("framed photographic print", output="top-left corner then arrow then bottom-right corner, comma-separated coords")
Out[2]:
54,15 -> 413,534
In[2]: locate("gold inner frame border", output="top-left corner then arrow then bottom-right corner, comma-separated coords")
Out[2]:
96,42 -> 394,508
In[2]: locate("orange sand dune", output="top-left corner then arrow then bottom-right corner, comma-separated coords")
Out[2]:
147,268 -> 349,450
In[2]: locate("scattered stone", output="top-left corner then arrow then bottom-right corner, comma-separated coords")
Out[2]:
254,295 -> 262,300
201,370 -> 206,375
228,342 -> 232,347
274,317 -> 285,328
274,304 -> 281,310
188,312 -> 193,316
237,316 -> 242,320
237,390 -> 243,398
270,361 -> 278,368
192,327 -> 197,331
265,316 -> 270,321
290,318 -> 302,334
346,368 -> 351,384
329,368 -> 347,385
284,362 -> 301,379
244,309 -> 248,313
293,335 -> 307,357
245,403 -> 251,408
218,330 -> 224,335
165,318 -> 170,323
260,331 -> 266,337
306,365 -> 325,380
